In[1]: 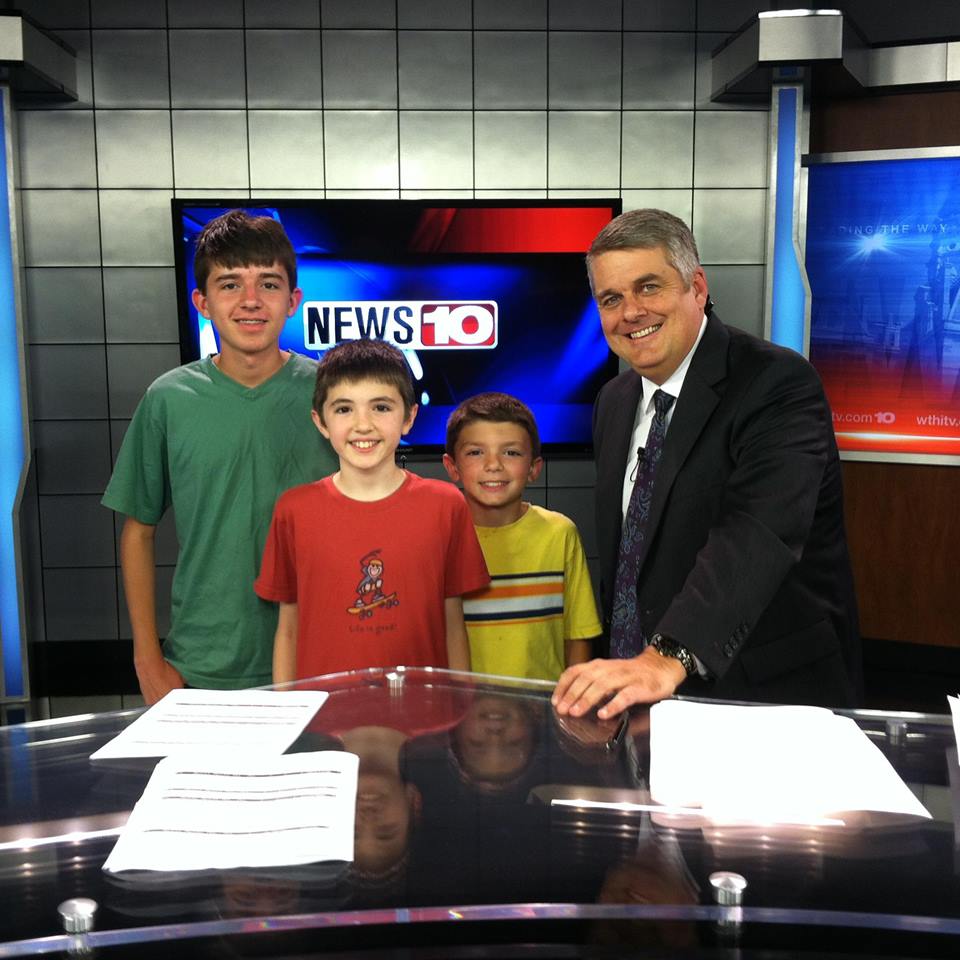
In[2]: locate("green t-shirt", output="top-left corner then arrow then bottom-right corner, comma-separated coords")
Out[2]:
102,353 -> 337,689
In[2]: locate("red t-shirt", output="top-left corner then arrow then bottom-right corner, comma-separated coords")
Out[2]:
255,473 -> 489,678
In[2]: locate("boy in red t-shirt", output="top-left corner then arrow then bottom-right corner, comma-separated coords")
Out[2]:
255,339 -> 489,681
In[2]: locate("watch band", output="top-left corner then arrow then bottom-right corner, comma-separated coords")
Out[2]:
650,633 -> 696,677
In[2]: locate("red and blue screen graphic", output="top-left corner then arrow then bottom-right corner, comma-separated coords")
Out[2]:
807,155 -> 960,461
176,200 -> 620,452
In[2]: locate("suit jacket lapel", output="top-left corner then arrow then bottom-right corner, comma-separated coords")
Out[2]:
636,314 -> 729,575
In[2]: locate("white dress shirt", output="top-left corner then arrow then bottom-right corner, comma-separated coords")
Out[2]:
620,314 -> 708,519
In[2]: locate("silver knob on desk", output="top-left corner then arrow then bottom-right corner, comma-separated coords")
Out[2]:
709,871 -> 747,906
886,720 -> 907,748
57,898 -> 97,934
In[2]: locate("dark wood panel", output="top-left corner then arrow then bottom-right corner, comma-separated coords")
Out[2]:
810,90 -> 960,153
842,461 -> 960,646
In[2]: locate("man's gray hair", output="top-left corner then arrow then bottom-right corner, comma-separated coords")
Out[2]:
586,208 -> 701,288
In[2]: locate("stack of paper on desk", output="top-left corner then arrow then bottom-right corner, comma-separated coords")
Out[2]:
92,688 -> 356,873
90,688 -> 328,760
102,751 -> 358,873
650,700 -> 930,824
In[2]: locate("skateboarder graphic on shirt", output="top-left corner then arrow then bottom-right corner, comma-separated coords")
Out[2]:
349,549 -> 399,619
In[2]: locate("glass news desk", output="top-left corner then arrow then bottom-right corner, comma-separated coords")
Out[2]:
2,667 -> 959,959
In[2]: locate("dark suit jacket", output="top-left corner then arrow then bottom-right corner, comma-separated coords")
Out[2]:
593,312 -> 862,707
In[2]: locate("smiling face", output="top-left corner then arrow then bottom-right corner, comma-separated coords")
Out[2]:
353,771 -> 418,874
454,695 -> 536,784
443,420 -> 542,526
313,377 -> 417,483
191,260 -> 301,370
590,246 -> 707,384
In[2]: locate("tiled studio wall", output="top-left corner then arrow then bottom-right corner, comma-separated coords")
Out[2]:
11,0 -> 771,717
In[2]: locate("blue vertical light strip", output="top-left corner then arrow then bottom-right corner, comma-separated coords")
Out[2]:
769,86 -> 806,354
0,90 -> 26,699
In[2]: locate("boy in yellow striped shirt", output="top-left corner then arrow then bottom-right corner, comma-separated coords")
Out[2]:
443,393 -> 601,681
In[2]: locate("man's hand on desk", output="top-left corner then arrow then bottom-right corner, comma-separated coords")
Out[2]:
135,653 -> 185,705
552,647 -> 687,720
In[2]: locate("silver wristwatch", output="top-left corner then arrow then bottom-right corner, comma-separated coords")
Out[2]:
650,633 -> 696,677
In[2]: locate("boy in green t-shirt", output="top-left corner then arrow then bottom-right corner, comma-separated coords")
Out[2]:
102,211 -> 337,702
443,393 -> 602,681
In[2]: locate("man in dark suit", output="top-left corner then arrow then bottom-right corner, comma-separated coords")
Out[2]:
552,209 -> 861,719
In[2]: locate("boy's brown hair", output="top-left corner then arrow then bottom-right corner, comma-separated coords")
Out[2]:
193,209 -> 298,292
445,392 -> 541,459
313,339 -> 417,419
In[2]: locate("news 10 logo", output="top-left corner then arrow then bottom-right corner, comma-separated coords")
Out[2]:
303,301 -> 498,350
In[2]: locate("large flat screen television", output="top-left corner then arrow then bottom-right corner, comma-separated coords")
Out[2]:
805,147 -> 960,465
173,199 -> 621,456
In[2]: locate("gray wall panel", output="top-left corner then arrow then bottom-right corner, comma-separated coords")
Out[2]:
43,568 -> 119,642
172,112 -> 249,189
623,33 -> 696,109
693,188 -> 767,264
170,30 -> 246,109
548,112 -> 620,188
167,0 -> 244,28
16,0 -> 90,29
18,111 -> 97,188
623,0 -> 696,31
399,111 -> 473,190
99,190 -> 175,266
474,32 -> 547,109
39,495 -> 116,567
103,268 -> 180,342
248,111 -> 325,189
34,420 -> 113,495
246,30 -> 324,108
474,0 -> 546,29
29,345 -> 109,420
324,111 -> 399,189
704,264 -> 765,338
322,31 -> 398,108
694,111 -> 769,188
245,0 -> 320,29
21,191 -> 100,266
92,30 -> 170,109
621,111 -> 694,188
25,268 -> 105,344
550,0 -> 621,30
399,31 -> 473,109
475,112 -> 546,189
399,0 -> 472,29
696,0 -> 766,33
621,189 -> 693,224
549,32 -> 621,109
547,459 -> 596,486
96,111 -> 174,188
321,0 -> 396,28
91,0 -> 167,27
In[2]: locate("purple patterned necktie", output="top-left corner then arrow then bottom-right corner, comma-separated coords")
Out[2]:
610,389 -> 674,659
